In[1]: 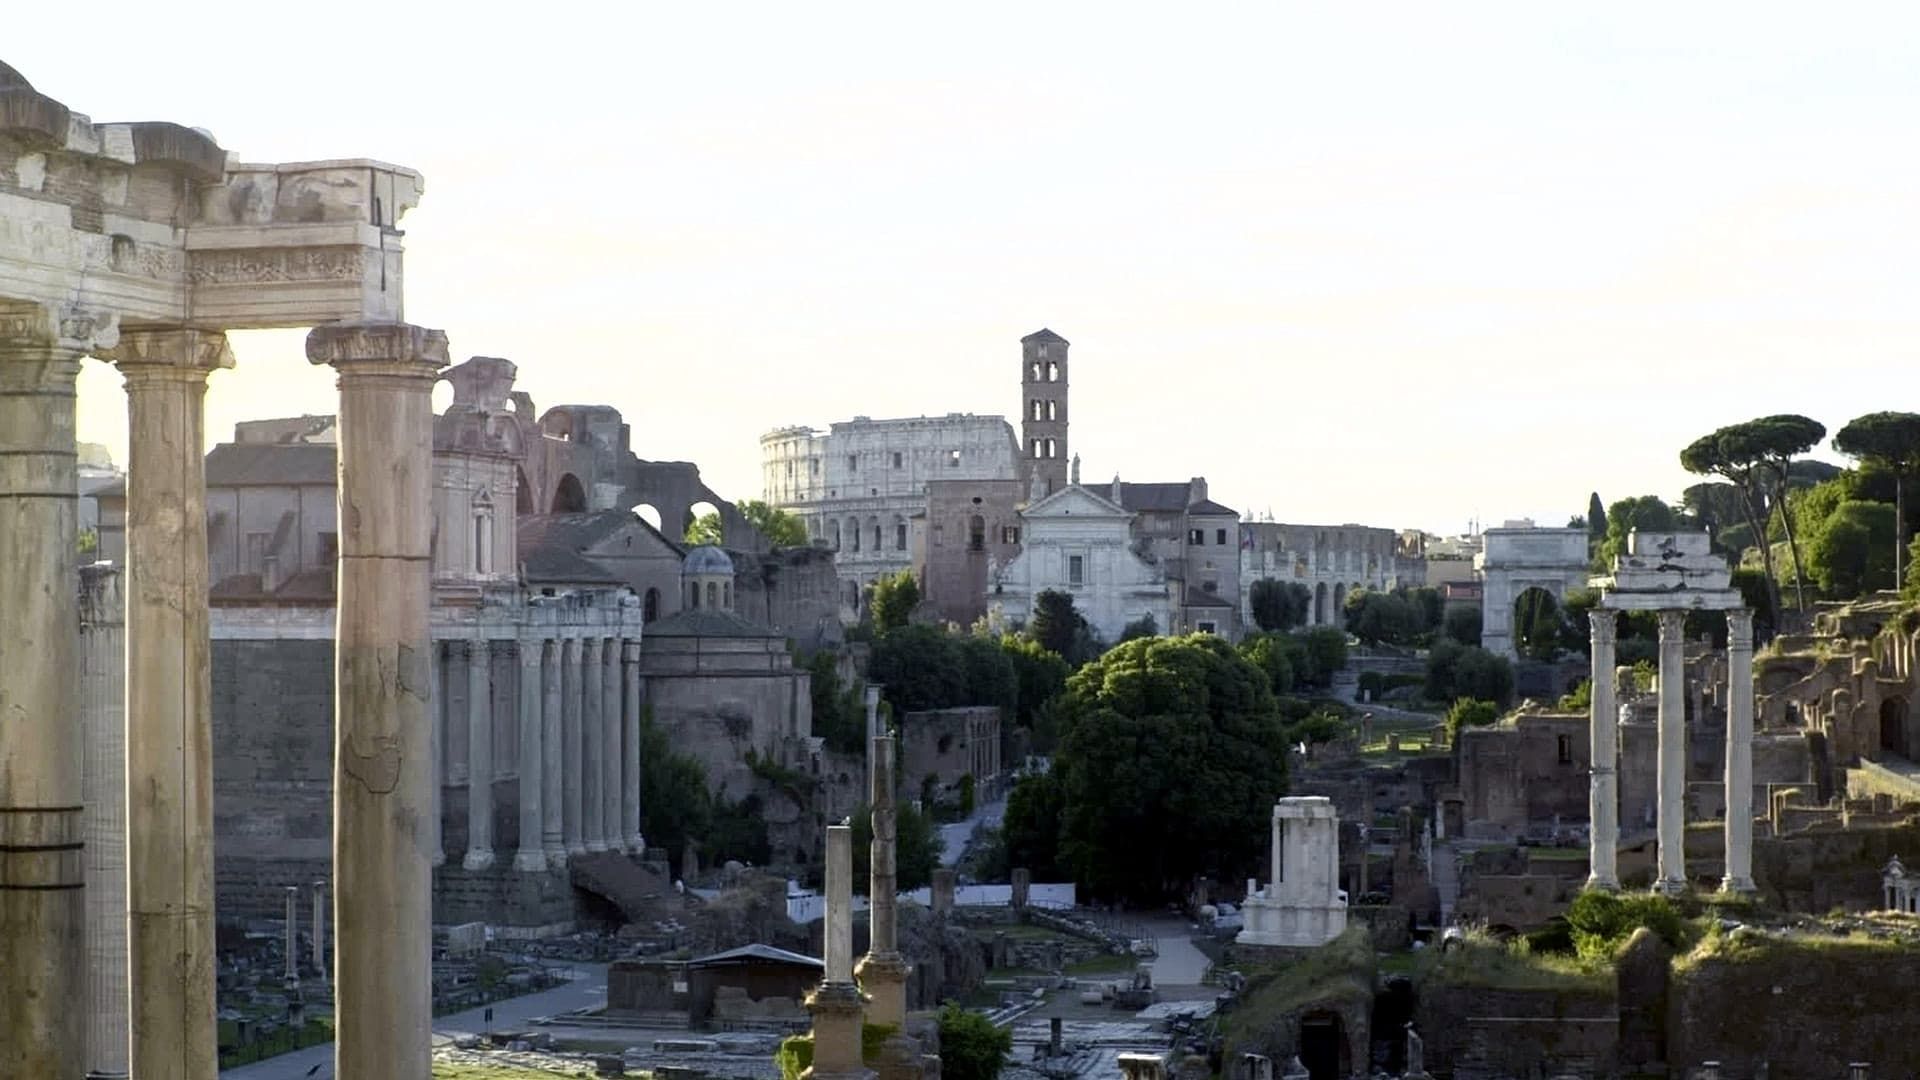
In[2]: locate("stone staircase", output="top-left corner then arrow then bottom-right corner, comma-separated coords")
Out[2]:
569,852 -> 682,925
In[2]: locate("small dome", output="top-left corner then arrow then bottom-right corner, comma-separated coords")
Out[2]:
682,544 -> 734,576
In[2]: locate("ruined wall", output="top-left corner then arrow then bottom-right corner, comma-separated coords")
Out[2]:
899,706 -> 1001,803
1414,986 -> 1616,1080
641,638 -> 810,801
734,545 -> 844,652
920,478 -> 1026,628
1751,819 -> 1920,912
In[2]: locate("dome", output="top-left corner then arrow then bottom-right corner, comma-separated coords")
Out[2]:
682,544 -> 734,576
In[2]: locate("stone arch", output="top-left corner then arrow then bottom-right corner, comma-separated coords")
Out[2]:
631,503 -> 662,532
686,500 -> 721,545
643,587 -> 660,624
1314,582 -> 1328,625
1512,585 -> 1563,661
828,519 -> 842,551
1477,528 -> 1591,661
892,514 -> 908,552
1881,696 -> 1911,760
847,516 -> 862,553
515,465 -> 534,515
1332,582 -> 1346,620
868,516 -> 882,553
550,472 -> 587,514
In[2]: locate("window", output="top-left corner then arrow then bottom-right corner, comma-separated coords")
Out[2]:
1216,528 -> 1228,546
706,581 -> 718,609
1198,621 -> 1217,635
1068,555 -> 1084,586
1047,399 -> 1058,420
948,449 -> 961,468
1031,399 -> 1043,421
1044,438 -> 1055,459
896,523 -> 908,551
1030,439 -> 1041,459
1037,344 -> 1049,360
851,521 -> 861,552
1030,361 -> 1042,381
1189,528 -> 1205,545
1001,525 -> 1020,545
473,516 -> 489,574
809,457 -> 819,475
643,588 -> 660,623
847,454 -> 857,474
688,581 -> 700,609
892,451 -> 903,469
1202,579 -> 1218,593
1557,734 -> 1573,765
969,515 -> 985,552
1047,360 -> 1059,381
872,523 -> 882,550
723,583 -> 731,609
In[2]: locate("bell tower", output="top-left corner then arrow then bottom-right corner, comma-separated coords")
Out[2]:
1019,328 -> 1069,496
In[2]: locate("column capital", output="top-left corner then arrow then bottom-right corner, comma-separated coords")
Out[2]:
622,639 -> 641,663
1588,609 -> 1617,647
1726,607 -> 1754,649
519,638 -> 542,668
0,299 -> 118,371
1656,609 -> 1687,639
305,320 -> 447,378
101,326 -> 234,380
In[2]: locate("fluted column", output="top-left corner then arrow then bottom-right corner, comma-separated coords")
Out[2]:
806,822 -> 871,1080
857,734 -> 909,1026
514,638 -> 546,872
562,637 -> 585,856
312,880 -> 328,979
463,638 -> 495,871
600,637 -> 621,854
1722,608 -> 1757,894
79,565 -> 129,1080
1655,609 -> 1688,896
430,640 -> 446,868
105,326 -> 232,1080
623,640 -> 645,853
309,321 -> 448,1080
0,301 -> 115,1080
582,635 -> 607,852
1270,802 -> 1283,896
1587,609 -> 1620,891
541,639 -> 566,867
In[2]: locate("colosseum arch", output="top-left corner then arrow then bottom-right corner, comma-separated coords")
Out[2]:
1478,527 -> 1593,661
550,472 -> 587,514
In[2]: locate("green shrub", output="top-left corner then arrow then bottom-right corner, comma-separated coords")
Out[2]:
937,1004 -> 1012,1080
1557,679 -> 1592,712
1565,890 -> 1686,962
1444,698 -> 1499,741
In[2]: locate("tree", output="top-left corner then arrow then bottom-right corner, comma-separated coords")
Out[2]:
850,798 -> 941,893
1000,771 -> 1066,879
1425,640 -> 1514,708
806,651 -> 866,754
1444,698 -> 1500,742
1117,613 -> 1159,643
937,1004 -> 1012,1080
685,512 -> 724,546
1597,495 -> 1677,567
1443,605 -> 1482,647
1028,589 -> 1086,660
1051,635 -> 1290,903
1743,415 -> 1827,612
1249,578 -> 1310,632
1834,412 -> 1920,588
640,710 -> 713,873
870,570 -> 920,633
1297,627 -> 1348,687
1806,500 -> 1898,599
1682,428 -> 1781,620
1238,632 -> 1297,696
869,624 -> 967,713
957,634 -> 1018,718
1587,492 -> 1607,552
735,498 -> 809,547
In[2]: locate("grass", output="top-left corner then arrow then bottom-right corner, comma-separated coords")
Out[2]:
1525,847 -> 1590,862
1418,931 -> 1612,994
1064,953 -> 1137,977
434,1063 -> 595,1078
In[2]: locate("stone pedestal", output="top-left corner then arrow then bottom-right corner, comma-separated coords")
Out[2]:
1237,797 -> 1347,947
1655,610 -> 1688,896
311,321 -> 447,1080
1587,610 -> 1620,891
1722,609 -> 1757,894
0,300 -> 114,1080
858,733 -> 910,1027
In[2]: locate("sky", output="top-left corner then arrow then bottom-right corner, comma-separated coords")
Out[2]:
14,3 -> 1920,536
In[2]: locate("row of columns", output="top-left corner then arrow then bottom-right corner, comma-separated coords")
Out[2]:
1587,607 -> 1755,896
434,633 -> 644,873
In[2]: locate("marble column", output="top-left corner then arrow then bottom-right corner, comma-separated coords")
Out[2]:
464,639 -> 495,871
515,639 -> 547,872
582,635 -> 607,852
80,565 -> 129,1080
1655,609 -> 1689,896
623,640 -> 645,853
309,321 -> 447,1080
283,886 -> 300,982
430,640 -> 446,868
107,326 -> 231,1080
1722,608 -> 1757,894
807,823 -> 871,1080
541,639 -> 566,867
1270,803 -> 1284,896
0,300 -> 114,1080
562,637 -> 585,856
1587,609 -> 1620,891
600,637 -> 622,854
857,734 -> 910,1027
312,881 -> 328,978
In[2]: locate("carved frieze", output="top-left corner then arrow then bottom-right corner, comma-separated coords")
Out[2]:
188,246 -> 368,286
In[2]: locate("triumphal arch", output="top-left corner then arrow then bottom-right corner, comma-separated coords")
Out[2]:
2,60 -> 442,1079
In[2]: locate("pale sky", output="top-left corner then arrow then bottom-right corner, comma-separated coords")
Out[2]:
15,3 -> 1918,535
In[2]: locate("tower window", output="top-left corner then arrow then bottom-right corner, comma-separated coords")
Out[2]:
1047,400 -> 1058,421
1030,439 -> 1041,459
1001,525 -> 1020,545
1047,361 -> 1059,382
1031,399 -> 1043,421
1216,528 -> 1227,545
1030,361 -> 1042,381
1044,439 -> 1056,459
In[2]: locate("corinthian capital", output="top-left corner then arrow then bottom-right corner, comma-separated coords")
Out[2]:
1726,607 -> 1754,649
1657,609 -> 1687,640
1588,608 -> 1617,647
101,326 -> 235,377
306,320 -> 448,377
0,299 -> 120,358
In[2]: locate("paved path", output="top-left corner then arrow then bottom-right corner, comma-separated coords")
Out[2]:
1432,840 -> 1461,924
219,963 -> 610,1080
937,794 -> 1007,868
1141,917 -> 1211,987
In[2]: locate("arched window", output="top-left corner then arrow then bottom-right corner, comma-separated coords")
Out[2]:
1030,439 -> 1041,459
723,582 -> 731,609
706,581 -> 718,609
969,515 -> 985,552
550,473 -> 586,513
829,520 -> 842,551
643,587 -> 660,623
871,520 -> 882,551
1031,399 -> 1043,421
850,518 -> 862,552
689,581 -> 700,609
1045,438 -> 1056,459
1047,360 -> 1059,381
1030,361 -> 1042,381
1046,399 -> 1057,420
895,517 -> 908,551
471,488 -> 495,575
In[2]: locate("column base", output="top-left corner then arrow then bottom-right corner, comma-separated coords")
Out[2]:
855,953 -> 910,1030
431,851 -> 446,868
585,840 -> 610,854
566,842 -> 588,857
1718,876 -> 1757,896
1653,876 -> 1689,897
513,850 -> 549,873
462,849 -> 496,872
545,846 -> 569,870
627,835 -> 646,856
1583,874 -> 1619,893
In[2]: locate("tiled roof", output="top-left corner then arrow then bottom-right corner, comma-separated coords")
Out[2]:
689,943 -> 822,969
1021,328 -> 1069,345
1114,482 -> 1192,513
518,511 -> 670,585
1186,499 -> 1238,516
204,442 -> 338,487
644,608 -> 779,639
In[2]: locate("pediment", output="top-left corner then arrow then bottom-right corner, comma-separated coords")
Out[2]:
1023,484 -> 1130,519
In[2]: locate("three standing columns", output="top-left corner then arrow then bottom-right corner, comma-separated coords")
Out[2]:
0,301 -> 115,1080
309,321 -> 448,1080
1586,611 -> 1620,892
108,326 -> 235,1080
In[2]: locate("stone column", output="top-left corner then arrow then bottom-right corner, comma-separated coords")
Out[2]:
623,640 -> 645,853
309,321 -> 447,1080
283,886 -> 301,982
430,640 -> 445,868
582,635 -> 607,852
1722,608 -> 1757,894
858,734 -> 910,1027
1270,802 -> 1284,896
1587,609 -> 1620,891
1655,609 -> 1689,896
514,638 -> 546,872
541,639 -> 566,867
80,564 -> 130,1080
806,823 -> 871,1080
0,300 -> 114,1080
312,881 -> 328,978
464,638 -> 495,871
106,326 -> 231,1080
562,637 -> 585,856
600,636 -> 621,855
